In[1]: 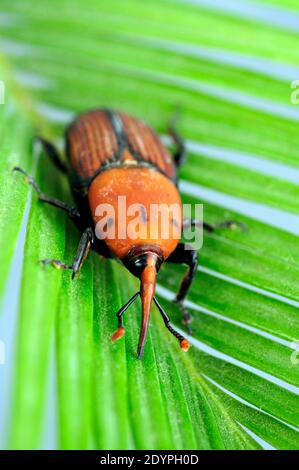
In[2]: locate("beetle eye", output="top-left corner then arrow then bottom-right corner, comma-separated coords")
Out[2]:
122,250 -> 163,278
123,253 -> 163,278
130,254 -> 148,277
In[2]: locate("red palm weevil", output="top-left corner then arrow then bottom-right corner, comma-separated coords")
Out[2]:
14,109 -> 241,358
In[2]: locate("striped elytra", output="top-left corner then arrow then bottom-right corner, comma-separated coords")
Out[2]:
65,108 -> 182,261
65,108 -> 176,190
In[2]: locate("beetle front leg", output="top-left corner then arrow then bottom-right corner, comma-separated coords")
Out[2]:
13,167 -> 81,222
111,291 -> 140,342
42,227 -> 94,279
183,218 -> 247,233
166,243 -> 198,331
37,137 -> 68,174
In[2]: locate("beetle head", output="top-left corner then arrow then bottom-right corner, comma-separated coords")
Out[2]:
122,245 -> 163,279
111,246 -> 162,358
112,245 -> 189,358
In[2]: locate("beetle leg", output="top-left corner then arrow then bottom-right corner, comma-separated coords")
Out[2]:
93,239 -> 113,258
70,227 -> 94,279
154,297 -> 189,352
41,259 -> 71,270
37,137 -> 67,174
166,243 -> 198,332
183,218 -> 247,233
13,167 -> 81,221
167,244 -> 198,302
167,109 -> 186,168
111,291 -> 140,342
41,227 -> 94,279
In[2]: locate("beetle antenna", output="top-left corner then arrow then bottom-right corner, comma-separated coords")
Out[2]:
153,297 -> 189,352
111,291 -> 139,342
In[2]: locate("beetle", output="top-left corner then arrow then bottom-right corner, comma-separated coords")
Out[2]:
14,109 -> 241,358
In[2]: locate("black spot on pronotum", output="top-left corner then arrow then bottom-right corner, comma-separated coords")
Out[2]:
102,217 -> 114,233
107,217 -> 114,227
172,218 -> 179,228
139,205 -> 147,223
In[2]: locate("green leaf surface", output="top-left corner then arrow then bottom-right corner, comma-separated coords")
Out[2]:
0,0 -> 298,451
0,99 -> 32,297
7,156 -> 66,449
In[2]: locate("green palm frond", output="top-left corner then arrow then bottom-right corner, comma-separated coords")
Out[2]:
0,0 -> 298,450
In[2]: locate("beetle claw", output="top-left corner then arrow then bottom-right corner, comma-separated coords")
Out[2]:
40,259 -> 70,271
180,339 -> 190,352
111,326 -> 125,342
218,220 -> 248,232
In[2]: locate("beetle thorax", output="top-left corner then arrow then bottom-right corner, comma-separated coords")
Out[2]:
88,166 -> 182,260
